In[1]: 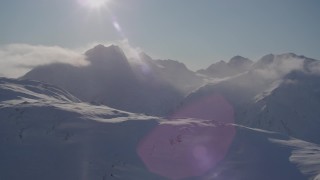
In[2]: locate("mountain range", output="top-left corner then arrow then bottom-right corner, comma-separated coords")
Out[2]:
197,55 -> 253,78
22,45 -> 320,142
2,44 -> 320,179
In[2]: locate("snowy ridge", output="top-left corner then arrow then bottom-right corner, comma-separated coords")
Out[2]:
0,78 -> 80,103
271,138 -> 320,180
0,78 -> 153,123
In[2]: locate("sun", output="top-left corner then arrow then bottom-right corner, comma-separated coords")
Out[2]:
78,0 -> 110,9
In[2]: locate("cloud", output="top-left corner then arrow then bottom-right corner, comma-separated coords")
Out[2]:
309,61 -> 320,75
0,44 -> 89,78
0,39 -> 146,78
118,39 -> 143,61
254,54 -> 308,80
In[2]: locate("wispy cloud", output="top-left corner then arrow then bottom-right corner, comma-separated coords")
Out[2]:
0,44 -> 90,78
309,61 -> 320,75
254,55 -> 310,80
0,39 -> 146,78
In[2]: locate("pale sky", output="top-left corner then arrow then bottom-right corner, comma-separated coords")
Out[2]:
1,0 -> 320,70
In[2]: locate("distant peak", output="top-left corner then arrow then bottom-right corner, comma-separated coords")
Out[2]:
90,44 -> 122,53
86,44 -> 124,56
206,60 -> 227,70
228,56 -> 252,66
139,52 -> 153,61
217,60 -> 227,64
277,53 -> 299,59
108,44 -> 122,50
230,55 -> 245,60
262,53 -> 275,58
155,59 -> 187,69
260,54 -> 275,61
93,44 -> 106,49
84,44 -> 128,65
281,52 -> 297,56
253,54 -> 275,69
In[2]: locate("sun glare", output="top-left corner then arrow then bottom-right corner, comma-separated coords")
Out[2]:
78,0 -> 110,9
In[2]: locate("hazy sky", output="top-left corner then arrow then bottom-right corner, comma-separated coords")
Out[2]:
1,0 -> 320,70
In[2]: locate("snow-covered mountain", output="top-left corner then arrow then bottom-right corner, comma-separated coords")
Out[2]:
0,77 -> 319,180
22,45 -> 203,116
177,53 -> 320,143
197,56 -> 253,78
132,52 -> 204,94
154,59 -> 203,93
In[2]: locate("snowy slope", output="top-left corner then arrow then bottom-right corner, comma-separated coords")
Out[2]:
271,138 -> 320,180
0,77 -> 160,180
240,71 -> 320,143
0,77 -> 319,180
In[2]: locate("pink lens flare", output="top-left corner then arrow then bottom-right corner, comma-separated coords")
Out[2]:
137,94 -> 235,179
137,122 -> 235,179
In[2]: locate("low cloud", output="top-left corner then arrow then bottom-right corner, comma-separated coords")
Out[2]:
0,44 -> 89,78
309,61 -> 320,75
254,55 -> 310,80
0,40 -> 146,78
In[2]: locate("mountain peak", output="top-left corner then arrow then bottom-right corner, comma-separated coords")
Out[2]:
155,59 -> 188,70
87,44 -> 123,55
230,55 -> 245,60
84,44 -> 128,66
139,52 -> 153,61
253,53 -> 308,69
217,60 -> 227,64
207,60 -> 227,68
276,53 -> 301,60
198,57 -> 253,78
93,44 -> 106,49
228,56 -> 252,67
253,54 -> 275,69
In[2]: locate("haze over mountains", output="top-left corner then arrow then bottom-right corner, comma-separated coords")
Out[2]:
23,44 -> 203,116
2,44 -> 320,179
181,53 -> 320,143
22,44 -> 320,143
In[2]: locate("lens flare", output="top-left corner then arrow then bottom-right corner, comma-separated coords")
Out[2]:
137,121 -> 235,179
113,21 -> 121,32
137,94 -> 236,179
